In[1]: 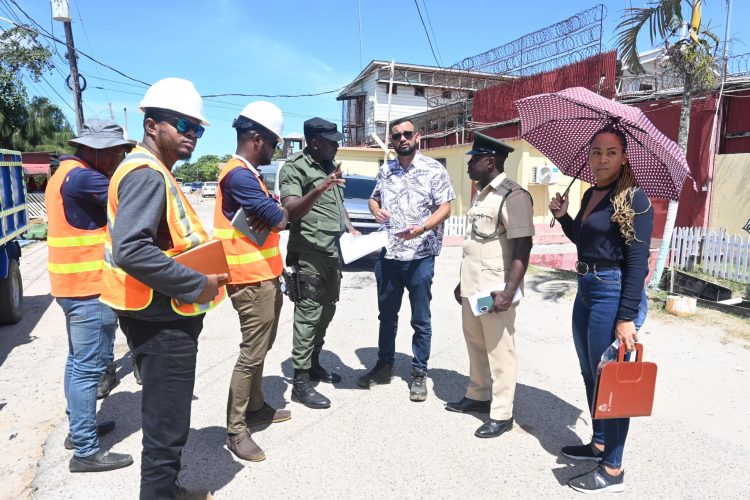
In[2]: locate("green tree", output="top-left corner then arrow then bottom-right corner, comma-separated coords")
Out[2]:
174,154 -> 228,182
615,0 -> 720,288
0,25 -> 53,149
24,96 -> 74,152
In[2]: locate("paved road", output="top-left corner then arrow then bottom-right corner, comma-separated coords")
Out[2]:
1,198 -> 748,498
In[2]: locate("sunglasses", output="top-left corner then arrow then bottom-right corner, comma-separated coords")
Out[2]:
165,117 -> 205,138
391,131 -> 416,141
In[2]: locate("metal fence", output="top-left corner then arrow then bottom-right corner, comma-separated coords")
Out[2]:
670,227 -> 750,283
444,216 -> 467,236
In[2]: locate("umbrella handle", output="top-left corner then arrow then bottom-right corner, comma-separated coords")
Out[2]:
549,163 -> 586,228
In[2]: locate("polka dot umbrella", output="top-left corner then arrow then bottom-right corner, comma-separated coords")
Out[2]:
515,86 -> 692,201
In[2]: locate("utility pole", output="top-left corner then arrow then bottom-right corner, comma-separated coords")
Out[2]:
51,0 -> 84,135
383,60 -> 395,163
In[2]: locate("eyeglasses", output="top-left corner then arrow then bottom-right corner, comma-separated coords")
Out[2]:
391,131 -> 416,141
165,117 -> 205,138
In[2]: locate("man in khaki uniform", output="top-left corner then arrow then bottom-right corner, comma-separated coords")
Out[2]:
449,133 -> 534,439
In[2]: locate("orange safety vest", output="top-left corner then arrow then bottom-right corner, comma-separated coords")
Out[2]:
46,158 -> 107,297
213,156 -> 282,284
99,146 -> 225,316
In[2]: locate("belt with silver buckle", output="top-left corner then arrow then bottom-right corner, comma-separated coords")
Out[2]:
575,261 -> 620,275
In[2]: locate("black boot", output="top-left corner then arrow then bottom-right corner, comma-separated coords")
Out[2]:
309,351 -> 341,384
291,369 -> 331,409
357,360 -> 393,388
97,362 -> 119,399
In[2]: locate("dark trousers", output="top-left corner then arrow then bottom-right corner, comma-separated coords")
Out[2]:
374,253 -> 435,370
120,315 -> 204,500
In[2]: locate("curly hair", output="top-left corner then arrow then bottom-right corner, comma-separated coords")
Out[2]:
591,127 -> 652,244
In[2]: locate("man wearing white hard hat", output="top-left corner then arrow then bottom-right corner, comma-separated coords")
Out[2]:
213,101 -> 290,462
99,77 -> 225,499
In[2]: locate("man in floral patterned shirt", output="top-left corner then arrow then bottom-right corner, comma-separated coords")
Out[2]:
358,117 -> 455,402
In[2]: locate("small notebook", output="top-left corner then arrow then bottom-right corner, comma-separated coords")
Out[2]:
231,206 -> 270,247
173,239 -> 231,279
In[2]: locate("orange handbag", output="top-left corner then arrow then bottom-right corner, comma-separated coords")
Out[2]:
591,343 -> 657,419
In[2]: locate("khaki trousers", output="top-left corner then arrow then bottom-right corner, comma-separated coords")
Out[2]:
226,278 -> 283,434
461,299 -> 518,420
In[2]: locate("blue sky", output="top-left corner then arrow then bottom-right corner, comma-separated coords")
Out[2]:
4,0 -> 747,161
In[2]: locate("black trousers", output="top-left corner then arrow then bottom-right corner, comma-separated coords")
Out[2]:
120,315 -> 204,500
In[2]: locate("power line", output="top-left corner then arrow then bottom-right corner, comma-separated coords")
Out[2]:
201,86 -> 348,98
413,0 -> 441,67
71,0 -> 110,105
5,0 -> 152,86
420,0 -> 442,66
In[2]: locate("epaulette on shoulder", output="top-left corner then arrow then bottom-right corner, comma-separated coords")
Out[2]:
498,177 -> 521,193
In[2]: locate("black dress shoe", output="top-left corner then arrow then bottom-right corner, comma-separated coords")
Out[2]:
69,449 -> 133,472
64,420 -> 116,450
474,418 -> 513,438
445,397 -> 491,414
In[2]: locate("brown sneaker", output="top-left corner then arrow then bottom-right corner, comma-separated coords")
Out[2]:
246,403 -> 291,427
226,428 -> 266,462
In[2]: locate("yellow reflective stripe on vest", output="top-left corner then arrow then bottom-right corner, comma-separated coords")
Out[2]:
48,260 -> 104,274
47,233 -> 106,248
213,227 -> 243,239
225,247 -> 280,265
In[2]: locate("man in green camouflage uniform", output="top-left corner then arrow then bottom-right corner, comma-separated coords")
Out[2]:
279,118 -> 359,409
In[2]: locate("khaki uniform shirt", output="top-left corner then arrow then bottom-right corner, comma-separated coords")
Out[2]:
460,173 -> 534,297
279,148 -> 347,256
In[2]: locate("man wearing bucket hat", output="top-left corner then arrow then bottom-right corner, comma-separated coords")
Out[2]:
214,101 -> 290,462
279,117 -> 359,409
100,78 -> 225,499
46,119 -> 134,472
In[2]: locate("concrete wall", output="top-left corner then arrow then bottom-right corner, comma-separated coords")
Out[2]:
336,147 -> 385,177
709,153 -> 750,235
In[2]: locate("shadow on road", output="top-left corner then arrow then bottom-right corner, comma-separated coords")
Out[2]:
528,270 -> 577,303
97,389 -> 142,450
180,426 -> 244,494
514,383 -> 595,484
0,293 -> 53,366
280,349 -> 360,390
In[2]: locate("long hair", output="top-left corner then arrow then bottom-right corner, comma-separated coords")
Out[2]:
591,126 -> 651,244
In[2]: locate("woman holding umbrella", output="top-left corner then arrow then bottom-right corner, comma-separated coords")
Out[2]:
549,126 -> 653,494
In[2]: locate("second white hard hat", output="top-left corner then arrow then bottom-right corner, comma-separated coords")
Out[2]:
236,101 -> 284,141
139,77 -> 209,126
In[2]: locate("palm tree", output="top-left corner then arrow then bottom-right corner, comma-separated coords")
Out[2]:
615,0 -> 720,288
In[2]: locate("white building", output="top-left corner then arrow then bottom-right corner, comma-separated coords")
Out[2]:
337,60 -> 505,147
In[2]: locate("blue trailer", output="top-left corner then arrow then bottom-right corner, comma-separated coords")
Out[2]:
0,148 -> 28,323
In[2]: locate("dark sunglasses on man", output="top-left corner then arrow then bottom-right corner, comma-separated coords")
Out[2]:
391,130 -> 415,141
164,116 -> 205,138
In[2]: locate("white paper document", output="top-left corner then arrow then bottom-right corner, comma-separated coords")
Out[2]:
468,286 -> 523,316
339,231 -> 388,264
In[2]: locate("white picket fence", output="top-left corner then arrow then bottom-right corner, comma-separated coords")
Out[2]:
444,215 -> 467,236
670,227 -> 750,283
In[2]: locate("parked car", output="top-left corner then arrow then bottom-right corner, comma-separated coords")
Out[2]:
201,181 -> 219,198
179,183 -> 193,194
191,181 -> 204,191
257,160 -> 284,202
342,174 -> 379,234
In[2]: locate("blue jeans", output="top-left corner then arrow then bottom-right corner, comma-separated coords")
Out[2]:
374,253 -> 434,370
571,268 -> 648,469
58,297 -> 118,458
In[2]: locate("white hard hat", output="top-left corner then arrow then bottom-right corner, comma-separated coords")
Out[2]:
139,77 -> 209,126
235,101 -> 284,141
